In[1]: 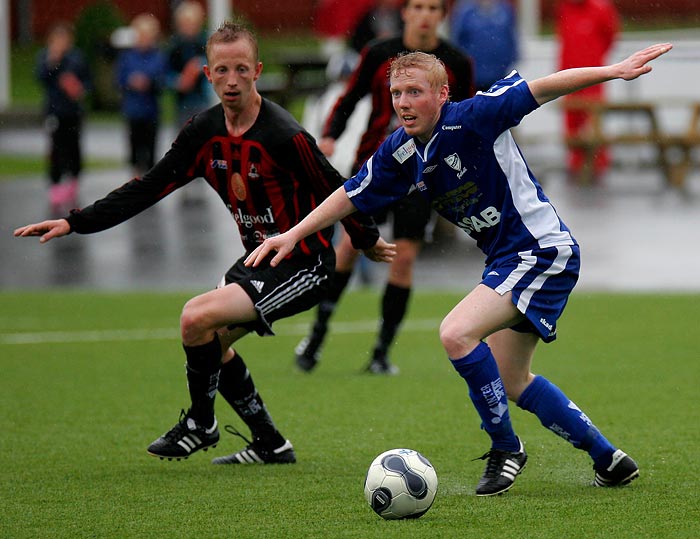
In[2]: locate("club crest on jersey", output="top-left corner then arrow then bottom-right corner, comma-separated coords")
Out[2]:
445,153 -> 462,171
231,172 -> 246,201
248,163 -> 260,180
393,139 -> 416,164
445,153 -> 468,179
211,159 -> 228,170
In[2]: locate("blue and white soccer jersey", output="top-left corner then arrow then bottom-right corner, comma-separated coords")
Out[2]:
344,72 -> 580,342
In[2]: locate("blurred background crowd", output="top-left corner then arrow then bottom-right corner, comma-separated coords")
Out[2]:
1,0 -> 699,292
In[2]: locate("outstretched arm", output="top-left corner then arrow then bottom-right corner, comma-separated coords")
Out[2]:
245,187 -> 356,267
528,43 -> 672,106
245,186 -> 395,268
14,219 -> 71,243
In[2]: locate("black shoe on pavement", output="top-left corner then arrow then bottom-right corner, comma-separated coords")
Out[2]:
294,336 -> 321,372
147,409 -> 219,461
474,437 -> 527,496
212,425 -> 296,464
594,449 -> 639,487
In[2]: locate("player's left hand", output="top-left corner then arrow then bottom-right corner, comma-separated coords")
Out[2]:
363,237 -> 396,263
617,43 -> 673,81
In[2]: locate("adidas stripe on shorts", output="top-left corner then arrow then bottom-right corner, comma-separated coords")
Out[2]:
218,249 -> 335,336
481,244 -> 581,343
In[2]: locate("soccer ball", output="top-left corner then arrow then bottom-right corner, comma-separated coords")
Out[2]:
364,448 -> 438,520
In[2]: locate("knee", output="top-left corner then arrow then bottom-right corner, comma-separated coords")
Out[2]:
180,298 -> 212,344
439,318 -> 480,359
389,254 -> 415,284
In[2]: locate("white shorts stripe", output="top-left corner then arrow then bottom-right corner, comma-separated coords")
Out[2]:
256,257 -> 328,316
258,272 -> 324,314
516,245 -> 573,312
494,250 -> 535,295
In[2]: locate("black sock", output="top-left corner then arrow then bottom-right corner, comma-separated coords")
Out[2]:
183,334 -> 222,428
373,283 -> 411,361
307,270 -> 352,353
218,352 -> 284,447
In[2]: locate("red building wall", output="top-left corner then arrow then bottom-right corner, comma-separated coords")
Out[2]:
540,0 -> 700,23
25,0 -> 172,39
17,0 -> 700,40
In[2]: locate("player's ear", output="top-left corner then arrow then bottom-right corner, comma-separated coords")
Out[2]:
439,84 -> 449,104
253,61 -> 263,81
203,65 -> 212,83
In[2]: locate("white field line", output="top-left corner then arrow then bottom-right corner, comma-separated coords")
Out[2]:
0,318 -> 442,345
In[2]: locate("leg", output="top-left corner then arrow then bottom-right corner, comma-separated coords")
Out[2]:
64,116 -> 83,205
144,118 -> 158,171
441,285 -> 523,440
565,107 -> 589,180
48,116 -> 70,213
295,231 -> 359,371
489,328 -> 639,487
213,252 -> 333,462
367,238 -> 420,374
212,341 -> 296,464
147,284 -> 257,460
440,285 -> 527,495
368,193 -> 429,374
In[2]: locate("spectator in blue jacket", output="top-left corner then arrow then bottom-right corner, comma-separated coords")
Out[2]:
36,22 -> 91,213
166,1 -> 212,205
166,1 -> 211,129
451,0 -> 519,91
116,13 -> 167,176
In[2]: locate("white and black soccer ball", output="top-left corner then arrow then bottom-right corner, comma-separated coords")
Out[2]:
364,448 -> 438,520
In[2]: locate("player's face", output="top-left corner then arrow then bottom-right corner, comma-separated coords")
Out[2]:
204,39 -> 262,113
402,0 -> 444,40
390,68 -> 448,142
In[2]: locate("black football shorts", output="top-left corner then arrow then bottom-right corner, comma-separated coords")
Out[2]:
219,249 -> 335,336
371,189 -> 432,241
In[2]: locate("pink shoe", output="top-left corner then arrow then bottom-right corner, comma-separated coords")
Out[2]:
49,184 -> 64,208
66,178 -> 79,207
49,182 -> 73,213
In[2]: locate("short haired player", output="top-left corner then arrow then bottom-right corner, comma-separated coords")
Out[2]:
245,43 -> 672,494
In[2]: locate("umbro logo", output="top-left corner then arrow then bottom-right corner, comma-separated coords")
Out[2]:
251,280 -> 264,293
423,164 -> 438,173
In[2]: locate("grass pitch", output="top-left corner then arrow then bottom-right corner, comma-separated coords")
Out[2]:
1,290 -> 698,539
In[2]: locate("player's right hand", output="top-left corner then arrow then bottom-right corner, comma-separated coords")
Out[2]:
13,219 -> 70,243
244,231 -> 296,268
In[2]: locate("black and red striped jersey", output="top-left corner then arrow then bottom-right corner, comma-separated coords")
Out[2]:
66,98 -> 379,257
322,36 -> 475,173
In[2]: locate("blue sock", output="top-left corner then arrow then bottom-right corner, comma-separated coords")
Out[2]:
517,375 -> 616,468
450,342 -> 520,452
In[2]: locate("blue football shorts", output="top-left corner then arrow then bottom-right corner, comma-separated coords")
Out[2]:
218,249 -> 335,336
480,244 -> 581,343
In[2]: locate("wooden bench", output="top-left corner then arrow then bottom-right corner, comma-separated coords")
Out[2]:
257,51 -> 328,108
562,99 -> 700,188
658,102 -> 700,187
